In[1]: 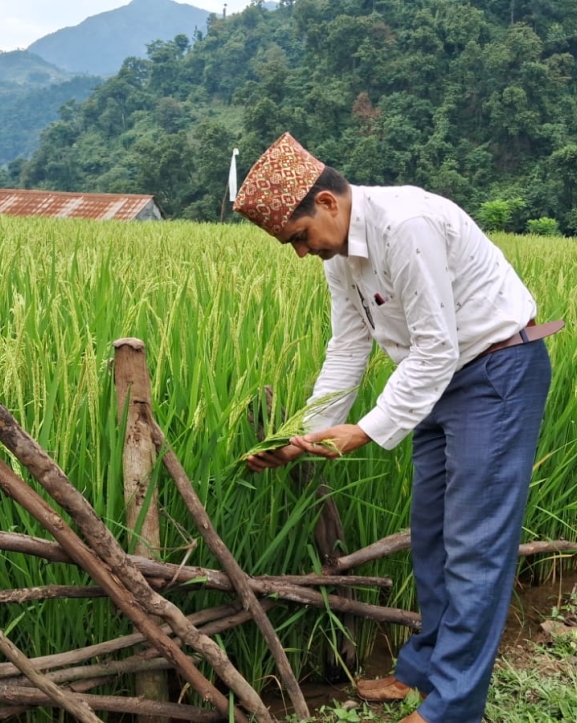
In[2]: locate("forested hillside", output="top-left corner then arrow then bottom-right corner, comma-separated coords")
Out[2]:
0,50 -> 71,86
3,0 -> 577,233
0,74 -> 101,166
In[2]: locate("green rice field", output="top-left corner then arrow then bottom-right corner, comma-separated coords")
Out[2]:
0,216 -> 575,710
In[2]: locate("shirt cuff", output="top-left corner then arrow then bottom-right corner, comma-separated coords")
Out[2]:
358,406 -> 411,450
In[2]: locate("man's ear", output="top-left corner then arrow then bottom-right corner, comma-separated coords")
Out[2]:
314,190 -> 339,214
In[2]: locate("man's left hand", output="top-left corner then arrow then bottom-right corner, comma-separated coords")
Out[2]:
290,424 -> 371,459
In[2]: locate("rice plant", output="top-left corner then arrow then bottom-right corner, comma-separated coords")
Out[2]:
0,216 -> 575,718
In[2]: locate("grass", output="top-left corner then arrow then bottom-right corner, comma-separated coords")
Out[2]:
0,217 -> 575,717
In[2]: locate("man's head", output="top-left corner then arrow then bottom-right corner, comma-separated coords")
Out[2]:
234,132 -> 351,260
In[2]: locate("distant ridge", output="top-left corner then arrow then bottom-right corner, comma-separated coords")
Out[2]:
27,0 -> 210,76
0,50 -> 73,89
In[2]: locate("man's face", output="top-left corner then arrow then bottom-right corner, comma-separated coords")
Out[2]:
277,191 -> 349,260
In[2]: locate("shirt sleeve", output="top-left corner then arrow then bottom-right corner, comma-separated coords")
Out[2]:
358,216 -> 460,449
304,263 -> 373,432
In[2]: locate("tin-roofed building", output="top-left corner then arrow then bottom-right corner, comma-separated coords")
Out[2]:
0,189 -> 164,221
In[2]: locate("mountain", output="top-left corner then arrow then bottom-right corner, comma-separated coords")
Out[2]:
0,50 -> 72,91
27,0 -> 210,77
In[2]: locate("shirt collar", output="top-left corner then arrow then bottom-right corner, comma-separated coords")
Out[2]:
347,185 -> 369,259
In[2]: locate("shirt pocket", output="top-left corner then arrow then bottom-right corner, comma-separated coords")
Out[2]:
370,297 -> 409,361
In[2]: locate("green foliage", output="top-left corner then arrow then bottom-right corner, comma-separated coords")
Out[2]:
564,208 -> 577,237
2,0 -> 577,228
317,701 -> 376,723
484,651 -> 577,722
526,217 -> 560,236
0,76 -> 100,165
477,198 -> 525,232
0,50 -> 71,86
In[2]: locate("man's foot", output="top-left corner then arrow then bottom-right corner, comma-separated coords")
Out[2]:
398,712 -> 427,722
356,675 -> 423,702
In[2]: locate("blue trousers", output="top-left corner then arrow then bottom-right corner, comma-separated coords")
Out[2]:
394,340 -> 551,723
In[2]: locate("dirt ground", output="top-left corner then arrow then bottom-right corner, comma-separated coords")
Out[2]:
495,567 -> 577,667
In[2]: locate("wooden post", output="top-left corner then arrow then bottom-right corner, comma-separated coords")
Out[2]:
113,338 -> 169,723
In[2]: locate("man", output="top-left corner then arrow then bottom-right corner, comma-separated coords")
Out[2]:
233,132 -> 561,723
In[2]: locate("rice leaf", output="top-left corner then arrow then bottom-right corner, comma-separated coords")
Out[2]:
239,387 -> 357,461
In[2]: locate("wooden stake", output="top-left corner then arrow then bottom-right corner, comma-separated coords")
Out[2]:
113,337 -> 168,723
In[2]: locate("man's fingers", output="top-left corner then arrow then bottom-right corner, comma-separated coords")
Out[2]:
290,435 -> 335,457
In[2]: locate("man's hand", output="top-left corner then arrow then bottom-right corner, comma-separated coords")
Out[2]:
246,443 -> 304,473
290,424 -> 371,459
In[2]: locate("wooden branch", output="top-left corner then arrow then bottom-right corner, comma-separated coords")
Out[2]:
0,685 -> 225,722
0,677 -> 117,720
0,455 -> 253,723
0,603 -> 282,723
328,532 -> 577,573
1,529 -> 572,631
0,404 -> 270,723
126,557 -> 420,630
0,573 -> 392,605
10,657 -> 173,687
0,530 -> 392,589
254,578 -> 421,629
150,417 -> 311,720
248,574 -> 392,588
0,531 -> 70,562
0,601 -> 264,680
4,528 -> 573,588
0,585 -> 104,604
0,533 -> 573,692
0,631 -> 103,723
9,658 -> 170,687
323,530 -> 412,573
517,540 -> 577,556
8,601 -> 277,690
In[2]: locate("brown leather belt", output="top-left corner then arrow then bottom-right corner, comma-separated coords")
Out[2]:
477,319 -> 565,359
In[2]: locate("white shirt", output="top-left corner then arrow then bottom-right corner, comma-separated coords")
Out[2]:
305,185 -> 537,449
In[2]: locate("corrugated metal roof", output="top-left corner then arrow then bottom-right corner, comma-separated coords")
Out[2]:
0,189 -> 162,221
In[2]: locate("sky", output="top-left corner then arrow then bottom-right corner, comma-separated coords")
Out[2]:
0,0 -> 252,52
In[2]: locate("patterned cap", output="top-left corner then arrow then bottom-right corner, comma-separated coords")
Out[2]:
233,132 -> 325,237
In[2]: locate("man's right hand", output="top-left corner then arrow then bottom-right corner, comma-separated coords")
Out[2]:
246,443 -> 304,473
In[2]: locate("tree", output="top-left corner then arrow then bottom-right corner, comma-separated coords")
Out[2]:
548,144 -> 577,210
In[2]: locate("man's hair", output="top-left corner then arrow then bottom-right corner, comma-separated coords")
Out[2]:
290,165 -> 349,220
